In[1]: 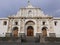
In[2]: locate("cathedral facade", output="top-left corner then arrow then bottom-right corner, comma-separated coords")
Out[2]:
0,2 -> 60,38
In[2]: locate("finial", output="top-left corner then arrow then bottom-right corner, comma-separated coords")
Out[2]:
28,0 -> 30,5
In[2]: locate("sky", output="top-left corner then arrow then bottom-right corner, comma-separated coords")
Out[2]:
0,0 -> 60,17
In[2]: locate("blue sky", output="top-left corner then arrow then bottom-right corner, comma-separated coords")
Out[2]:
0,0 -> 60,17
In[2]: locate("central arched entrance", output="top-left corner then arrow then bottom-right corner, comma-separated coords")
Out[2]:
25,20 -> 35,36
12,27 -> 18,37
27,26 -> 34,36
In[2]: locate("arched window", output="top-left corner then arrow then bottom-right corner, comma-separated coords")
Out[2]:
15,22 -> 18,25
13,27 -> 18,30
54,21 -> 57,26
3,21 -> 7,25
42,21 -> 45,25
42,27 -> 47,30
28,10 -> 32,15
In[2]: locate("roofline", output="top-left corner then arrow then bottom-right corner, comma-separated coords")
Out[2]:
20,8 -> 41,9
0,18 -> 8,20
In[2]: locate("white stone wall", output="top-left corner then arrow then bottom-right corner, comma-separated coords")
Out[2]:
53,18 -> 60,37
16,8 -> 46,17
7,19 -> 21,34
39,19 -> 50,37
0,4 -> 60,38
0,18 -> 8,37
0,18 -> 60,37
24,19 -> 37,36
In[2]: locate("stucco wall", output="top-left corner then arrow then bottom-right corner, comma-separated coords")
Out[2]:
53,19 -> 60,37
0,18 -> 8,37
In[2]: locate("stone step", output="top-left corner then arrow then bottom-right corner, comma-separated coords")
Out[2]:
25,36 -> 40,42
26,36 -> 35,42
21,42 -> 40,45
40,36 -> 46,43
0,42 -> 59,45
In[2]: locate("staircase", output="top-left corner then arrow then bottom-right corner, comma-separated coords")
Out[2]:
21,36 -> 40,43
26,36 -> 35,42
21,36 -> 40,45
40,35 -> 46,43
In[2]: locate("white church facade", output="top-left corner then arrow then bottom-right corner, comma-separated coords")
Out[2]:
0,1 -> 60,38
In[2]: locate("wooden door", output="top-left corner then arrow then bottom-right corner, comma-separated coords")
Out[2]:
42,29 -> 47,37
30,29 -> 33,36
27,29 -> 33,36
13,30 -> 18,37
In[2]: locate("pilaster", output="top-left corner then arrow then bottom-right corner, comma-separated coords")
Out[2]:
49,19 -> 56,37
6,18 -> 13,37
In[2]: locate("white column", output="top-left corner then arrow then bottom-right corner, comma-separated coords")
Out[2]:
8,19 -> 13,33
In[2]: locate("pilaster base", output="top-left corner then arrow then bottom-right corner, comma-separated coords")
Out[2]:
6,33 -> 12,37
36,33 -> 42,37
49,33 -> 56,37
19,33 -> 25,37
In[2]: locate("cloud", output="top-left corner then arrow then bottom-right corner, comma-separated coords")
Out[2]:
51,9 -> 60,17
0,0 -> 60,17
55,9 -> 60,13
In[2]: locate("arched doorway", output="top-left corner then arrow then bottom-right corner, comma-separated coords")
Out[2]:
42,27 -> 47,37
12,27 -> 18,37
25,20 -> 35,36
27,26 -> 34,36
